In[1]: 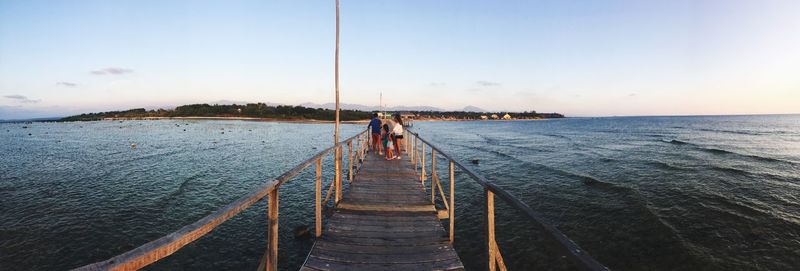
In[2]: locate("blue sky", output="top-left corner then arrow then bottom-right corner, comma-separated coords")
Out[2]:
1,0 -> 799,119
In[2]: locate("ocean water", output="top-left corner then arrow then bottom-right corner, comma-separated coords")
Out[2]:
412,115 -> 800,270
1,115 -> 799,270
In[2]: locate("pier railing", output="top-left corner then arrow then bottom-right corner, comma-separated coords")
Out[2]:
74,130 -> 370,271
404,130 -> 609,271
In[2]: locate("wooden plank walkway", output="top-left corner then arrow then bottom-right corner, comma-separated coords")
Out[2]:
301,152 -> 465,271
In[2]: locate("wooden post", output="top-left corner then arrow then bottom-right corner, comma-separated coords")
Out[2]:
412,135 -> 416,165
449,160 -> 455,244
315,159 -> 322,237
431,149 -> 436,203
405,131 -> 409,154
267,188 -> 279,271
421,143 -> 426,183
485,188 -> 496,271
335,146 -> 341,204
348,141 -> 353,183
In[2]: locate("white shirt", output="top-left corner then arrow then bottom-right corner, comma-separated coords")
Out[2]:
392,122 -> 404,135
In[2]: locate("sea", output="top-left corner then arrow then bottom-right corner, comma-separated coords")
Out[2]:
1,115 -> 798,270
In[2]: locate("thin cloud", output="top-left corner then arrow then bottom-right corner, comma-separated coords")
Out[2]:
628,93 -> 637,97
429,82 -> 446,87
56,81 -> 78,87
476,80 -> 501,87
91,67 -> 134,75
3,94 -> 40,103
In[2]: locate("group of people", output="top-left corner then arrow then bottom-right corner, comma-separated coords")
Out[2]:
367,113 -> 404,160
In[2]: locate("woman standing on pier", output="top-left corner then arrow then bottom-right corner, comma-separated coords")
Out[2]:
392,114 -> 404,159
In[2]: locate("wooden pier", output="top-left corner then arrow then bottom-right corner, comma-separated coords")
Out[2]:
74,129 -> 608,271
302,155 -> 463,270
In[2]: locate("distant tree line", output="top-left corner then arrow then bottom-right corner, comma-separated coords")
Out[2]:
60,103 -> 564,122
405,110 -> 564,119
60,103 -> 373,121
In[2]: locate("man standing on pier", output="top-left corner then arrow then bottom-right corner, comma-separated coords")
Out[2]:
368,113 -> 383,155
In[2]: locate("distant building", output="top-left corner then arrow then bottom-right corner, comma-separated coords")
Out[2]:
502,113 -> 512,120
400,113 -> 415,119
490,114 -> 499,119
480,115 -> 489,120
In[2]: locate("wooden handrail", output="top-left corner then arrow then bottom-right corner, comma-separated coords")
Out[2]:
74,130 -> 369,271
407,130 -> 609,271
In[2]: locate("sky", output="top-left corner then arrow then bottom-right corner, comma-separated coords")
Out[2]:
1,0 -> 799,119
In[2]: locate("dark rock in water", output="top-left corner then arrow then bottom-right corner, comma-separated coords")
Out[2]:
312,147 -> 317,150
471,159 -> 479,164
183,129 -> 186,131
293,225 -> 310,238
28,133 -> 32,136
22,126 -> 28,129
221,131 -> 224,134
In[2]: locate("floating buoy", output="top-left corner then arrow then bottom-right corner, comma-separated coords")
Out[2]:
131,143 -> 137,150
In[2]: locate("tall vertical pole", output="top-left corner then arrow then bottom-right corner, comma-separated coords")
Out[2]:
334,0 -> 340,145
333,0 -> 342,206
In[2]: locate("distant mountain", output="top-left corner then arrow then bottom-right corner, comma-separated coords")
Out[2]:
206,100 -> 285,107
462,105 -> 486,112
300,102 -> 444,112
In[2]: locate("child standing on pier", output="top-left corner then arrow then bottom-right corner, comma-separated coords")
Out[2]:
367,113 -> 383,155
382,124 -> 395,160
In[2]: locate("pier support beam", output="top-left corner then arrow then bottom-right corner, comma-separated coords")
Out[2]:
449,160 -> 455,244
485,188 -> 495,271
315,159 -> 322,237
267,189 -> 279,271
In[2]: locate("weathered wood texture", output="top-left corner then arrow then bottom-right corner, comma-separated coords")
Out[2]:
302,154 -> 464,271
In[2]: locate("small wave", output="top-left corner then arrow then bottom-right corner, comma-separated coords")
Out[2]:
702,148 -> 733,155
540,133 -> 571,140
665,139 -> 691,145
663,139 -> 794,165
161,172 -> 205,205
449,142 -> 632,192
697,128 -> 762,136
475,133 -> 499,145
709,166 -> 750,176
645,161 -> 686,171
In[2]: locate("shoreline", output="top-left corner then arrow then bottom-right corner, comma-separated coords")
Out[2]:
44,116 -> 561,124
94,116 -> 555,123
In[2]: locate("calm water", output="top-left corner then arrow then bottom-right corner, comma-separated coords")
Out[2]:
1,116 -> 799,270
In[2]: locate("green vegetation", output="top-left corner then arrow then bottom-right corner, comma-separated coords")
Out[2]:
60,103 -> 564,122
60,103 -> 372,121
409,110 -> 563,120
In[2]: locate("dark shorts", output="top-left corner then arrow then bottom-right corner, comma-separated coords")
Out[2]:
394,135 -> 403,139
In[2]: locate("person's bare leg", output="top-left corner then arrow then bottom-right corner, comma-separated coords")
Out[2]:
394,137 -> 402,157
